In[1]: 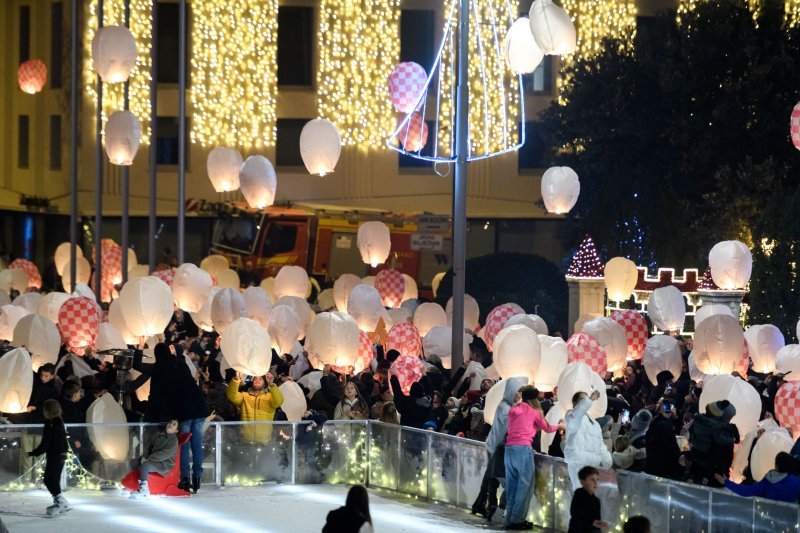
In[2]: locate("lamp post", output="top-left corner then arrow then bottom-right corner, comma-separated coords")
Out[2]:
69,0 -> 79,292
94,0 -> 105,303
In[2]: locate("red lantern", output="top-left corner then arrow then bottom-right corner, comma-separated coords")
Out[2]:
775,381 -> 800,436
610,310 -> 647,360
388,62 -> 427,114
58,296 -> 101,355
8,259 -> 42,289
791,102 -> 800,151
18,59 -> 47,94
91,239 -> 124,302
375,268 -> 405,308
390,354 -> 424,395
484,303 -> 524,351
567,332 -> 608,377
386,322 -> 422,357
397,113 -> 428,152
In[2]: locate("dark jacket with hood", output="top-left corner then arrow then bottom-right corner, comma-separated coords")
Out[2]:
390,374 -> 433,429
133,344 -> 180,423
689,401 -> 740,469
309,374 -> 345,420
322,506 -> 370,533
645,413 -> 683,480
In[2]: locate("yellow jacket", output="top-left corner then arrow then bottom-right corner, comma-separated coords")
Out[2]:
227,379 -> 284,443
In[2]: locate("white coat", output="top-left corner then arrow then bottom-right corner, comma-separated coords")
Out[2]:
564,397 -> 612,489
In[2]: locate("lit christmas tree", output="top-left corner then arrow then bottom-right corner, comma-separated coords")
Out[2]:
566,235 -> 604,278
699,266 -> 720,290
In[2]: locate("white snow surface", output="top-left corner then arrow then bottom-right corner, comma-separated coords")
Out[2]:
0,484 -> 494,532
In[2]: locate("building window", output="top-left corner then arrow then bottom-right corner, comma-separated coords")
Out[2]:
18,115 -> 30,169
523,56 -> 553,94
275,118 -> 307,167
19,6 -> 31,63
400,9 -> 435,67
50,2 -> 63,88
517,121 -> 547,170
50,115 -> 62,170
398,119 -> 435,169
156,2 -> 189,84
156,116 -> 189,165
278,6 -> 313,86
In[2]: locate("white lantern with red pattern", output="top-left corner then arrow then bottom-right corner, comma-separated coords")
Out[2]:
775,381 -> 800,436
18,59 -> 47,94
390,354 -> 424,395
483,303 -> 525,350
566,332 -> 607,377
386,322 -> 422,357
57,296 -> 100,354
609,309 -> 647,360
9,259 -> 42,289
791,101 -> 800,151
388,62 -> 427,113
397,113 -> 428,152
375,269 -> 405,308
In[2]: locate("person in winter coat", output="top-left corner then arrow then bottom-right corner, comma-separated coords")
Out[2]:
130,420 -> 180,498
59,381 -> 98,472
227,371 -> 284,443
297,409 -> 328,483
370,387 -> 393,420
28,399 -> 70,516
612,436 -> 646,470
390,373 -> 433,429
322,484 -> 373,533
625,409 -> 652,472
717,452 -> 800,503
20,364 -> 59,475
334,382 -> 370,420
133,343 -> 180,423
568,466 -> 609,533
171,346 -> 210,494
564,390 -> 613,490
309,365 -> 345,419
645,401 -> 683,480
689,400 -> 740,487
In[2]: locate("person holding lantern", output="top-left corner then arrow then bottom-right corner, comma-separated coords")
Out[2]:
227,370 -> 284,443
564,389 -> 613,491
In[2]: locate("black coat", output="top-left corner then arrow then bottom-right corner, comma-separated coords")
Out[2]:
26,378 -> 59,423
645,415 -> 683,480
568,488 -> 601,533
30,418 -> 68,458
172,357 -> 210,421
390,375 -> 433,429
689,414 -> 739,470
322,506 -> 369,533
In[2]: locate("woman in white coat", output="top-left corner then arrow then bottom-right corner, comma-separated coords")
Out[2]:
564,390 -> 612,490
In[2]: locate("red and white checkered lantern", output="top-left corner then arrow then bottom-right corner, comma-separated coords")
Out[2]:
775,381 -> 800,436
390,353 -> 424,395
610,309 -> 648,360
375,268 -> 405,308
484,303 -> 525,351
397,113 -> 428,153
386,321 -> 422,357
334,330 -> 373,375
791,101 -> 800,151
91,239 -> 124,302
8,259 -> 42,289
388,62 -> 427,114
18,59 -> 47,94
152,268 -> 175,288
58,296 -> 101,355
567,332 -> 608,377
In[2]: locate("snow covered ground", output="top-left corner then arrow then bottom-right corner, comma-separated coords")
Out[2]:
0,485 -> 501,532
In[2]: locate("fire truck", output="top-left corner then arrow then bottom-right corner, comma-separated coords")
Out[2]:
209,203 -> 452,292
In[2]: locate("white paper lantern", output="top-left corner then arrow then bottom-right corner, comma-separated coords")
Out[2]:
541,166 -> 580,214
528,0 -> 577,55
274,265 -> 310,300
305,312 -> 361,369
95,322 -> 128,352
173,263 -> 214,313
38,292 -> 70,324
0,305 -> 31,342
422,325 -> 472,369
12,314 -> 60,371
274,295 -> 314,339
775,344 -> 800,380
506,314 -> 549,336
215,268 -> 240,289
91,25 -> 137,83
556,362 -> 607,419
54,242 -> 84,276
431,272 -> 446,298
298,370 -> 323,399
104,110 -> 141,166
207,147 -> 242,192
446,294 -> 481,332
128,264 -> 149,281
401,274 -> 419,303
647,285 -> 686,332
694,314 -> 744,376
357,221 -> 391,267
709,240 -> 752,290
361,276 -> 376,288
244,286 -> 272,329
347,284 -> 391,333
694,304 -> 734,327
388,307 -> 413,326
200,255 -> 229,278
211,288 -> 248,334
269,304 -> 301,355
279,381 -> 307,421
744,324 -> 785,374
751,430 -> 794,482
0,269 -> 29,293
503,17 -> 545,74
299,119 -> 341,176
699,374 -> 760,437
0,348 -> 34,413
483,380 -> 507,426
333,274 -> 362,312
536,335 -> 568,392
493,325 -> 542,382
581,316 -> 627,373
59,256 -> 92,293
642,336 -> 682,386
191,286 -> 221,333
220,317 -> 271,377
13,292 -> 43,315
117,276 -> 173,338
260,277 -> 277,301
687,351 -> 709,383
87,393 -> 130,461
604,257 -> 639,302
239,155 -> 277,209
413,302 -> 447,338
107,298 -> 135,345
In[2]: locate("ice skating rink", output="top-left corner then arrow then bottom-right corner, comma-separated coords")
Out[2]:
0,484 -> 498,532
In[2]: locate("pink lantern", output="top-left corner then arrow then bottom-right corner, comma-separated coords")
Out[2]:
58,296 -> 101,355
566,332 -> 608,377
775,381 -> 800,436
390,354 -> 424,395
386,322 -> 422,357
610,309 -> 648,360
791,101 -> 800,151
388,62 -> 427,113
375,268 -> 405,308
18,59 -> 47,94
397,113 -> 428,152
152,269 -> 175,288
8,259 -> 42,289
484,303 -> 525,350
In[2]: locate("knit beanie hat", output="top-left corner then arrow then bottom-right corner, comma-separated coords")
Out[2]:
707,400 -> 736,422
629,409 -> 653,443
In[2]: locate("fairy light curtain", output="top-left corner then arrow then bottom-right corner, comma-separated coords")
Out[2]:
679,0 -> 800,25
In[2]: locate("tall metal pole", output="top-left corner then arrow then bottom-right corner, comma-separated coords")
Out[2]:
148,0 -> 158,272
94,0 -> 104,303
69,0 -> 79,292
121,0 -> 130,283
177,0 -> 186,264
450,0 -> 469,370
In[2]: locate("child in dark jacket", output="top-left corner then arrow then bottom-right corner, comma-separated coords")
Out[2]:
29,399 -> 70,516
568,466 -> 609,533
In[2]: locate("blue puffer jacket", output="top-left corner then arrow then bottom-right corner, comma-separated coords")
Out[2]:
485,376 -> 527,454
725,471 -> 800,503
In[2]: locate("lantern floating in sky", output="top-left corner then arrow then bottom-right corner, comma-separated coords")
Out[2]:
709,240 -> 752,290
305,312 -> 361,371
694,314 -> 745,376
333,274 -> 362,313
0,348 -> 33,413
91,25 -> 137,83
790,101 -> 800,151
446,294 -> 481,332
300,119 -> 341,176
87,393 -> 130,461
643,336 -> 682,386
397,113 -> 428,152
239,155 -> 277,209
104,110 -> 141,166
699,374 -> 761,437
221,317 -> 271,377
173,263 -> 213,313
528,0 -> 577,55
647,285 -> 685,332
57,297 -> 100,355
357,221 -> 391,268
117,276 -> 173,338
207,147 -> 242,192
18,59 -> 47,94
375,268 -> 405,308
535,335 -> 568,392
604,257 -> 638,302
388,62 -> 427,114
744,324 -> 784,374
503,17 -> 544,74
13,314 -> 60,371
582,316 -> 627,374
493,324 -> 541,382
541,166 -> 580,214
274,266 -> 310,300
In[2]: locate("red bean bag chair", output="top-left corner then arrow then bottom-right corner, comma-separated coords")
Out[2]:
121,433 -> 192,496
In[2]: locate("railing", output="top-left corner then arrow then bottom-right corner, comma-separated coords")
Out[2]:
1,421 -> 798,532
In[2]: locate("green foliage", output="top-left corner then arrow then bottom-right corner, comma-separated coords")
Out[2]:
538,0 -> 800,269
436,253 -> 568,335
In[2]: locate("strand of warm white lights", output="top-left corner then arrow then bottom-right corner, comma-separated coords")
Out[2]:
679,0 -> 800,26
317,0 -> 401,150
85,0 -> 152,140
191,0 -> 278,149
